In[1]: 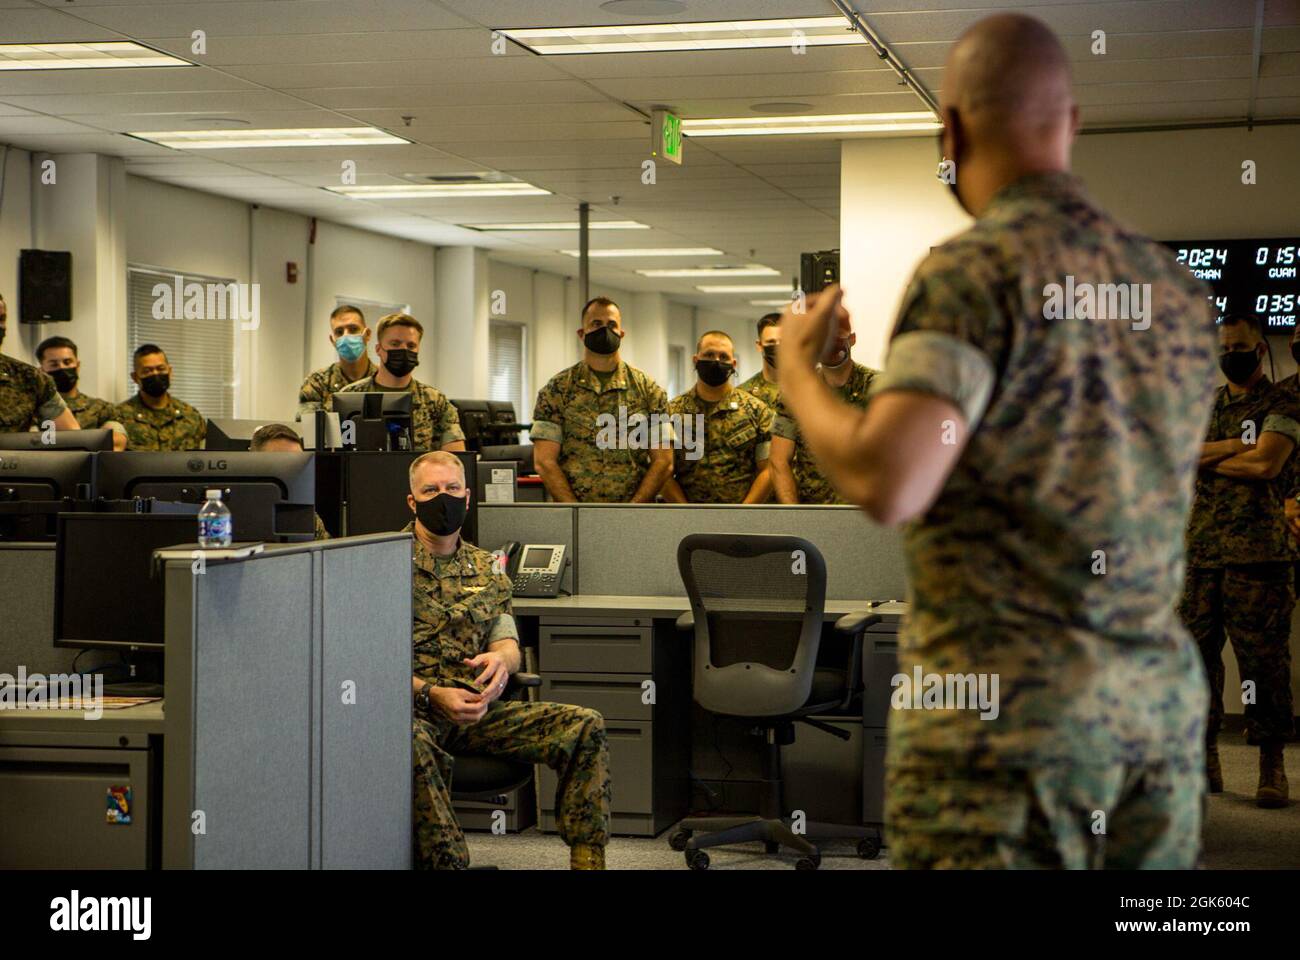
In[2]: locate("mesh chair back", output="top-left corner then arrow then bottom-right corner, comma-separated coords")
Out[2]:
677,533 -> 826,717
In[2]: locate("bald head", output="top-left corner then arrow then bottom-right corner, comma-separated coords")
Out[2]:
939,14 -> 1079,214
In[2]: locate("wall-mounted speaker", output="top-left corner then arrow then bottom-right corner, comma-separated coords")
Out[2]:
800,249 -> 839,294
19,249 -> 72,323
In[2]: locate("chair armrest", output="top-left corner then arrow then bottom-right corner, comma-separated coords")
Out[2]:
511,672 -> 542,688
834,612 -> 881,638
675,610 -> 694,632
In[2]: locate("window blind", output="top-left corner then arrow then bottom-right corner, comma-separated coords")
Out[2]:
488,320 -> 526,414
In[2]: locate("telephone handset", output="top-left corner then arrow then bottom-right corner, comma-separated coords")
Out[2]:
496,542 -> 567,598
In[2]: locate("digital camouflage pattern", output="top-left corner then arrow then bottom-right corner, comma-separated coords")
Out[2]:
0,354 -> 67,433
531,360 -> 671,502
1275,371 -> 1300,498
313,513 -> 330,541
113,393 -> 206,451
1185,379 -> 1300,567
406,523 -> 610,869
772,362 -> 877,504
668,385 -> 773,503
331,376 -> 464,452
297,357 -> 376,411
887,760 -> 1202,868
738,370 -> 781,411
873,172 -> 1217,773
65,392 -> 124,433
1180,565 -> 1295,745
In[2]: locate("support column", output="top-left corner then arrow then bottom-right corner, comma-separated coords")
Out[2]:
433,246 -> 490,399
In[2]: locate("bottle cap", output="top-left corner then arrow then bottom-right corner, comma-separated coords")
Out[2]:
205,489 -> 221,500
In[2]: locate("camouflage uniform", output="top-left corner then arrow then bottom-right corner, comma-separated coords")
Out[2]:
772,363 -> 877,504
0,354 -> 68,432
297,357 -> 376,411
313,514 -> 330,540
667,386 -> 773,503
330,377 -> 464,452
874,172 -> 1217,869
1178,379 -> 1299,747
531,360 -> 672,502
738,370 -> 781,411
64,392 -> 125,436
113,394 -> 207,451
406,522 -> 610,869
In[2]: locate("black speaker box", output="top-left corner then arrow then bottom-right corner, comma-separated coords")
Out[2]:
19,249 -> 72,323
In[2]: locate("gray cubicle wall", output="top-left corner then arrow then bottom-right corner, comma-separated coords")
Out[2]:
0,543 -> 115,676
576,505 -> 907,600
478,504 -> 578,595
162,534 -> 411,869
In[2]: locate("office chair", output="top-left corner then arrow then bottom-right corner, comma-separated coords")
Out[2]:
670,533 -> 881,870
448,671 -> 541,804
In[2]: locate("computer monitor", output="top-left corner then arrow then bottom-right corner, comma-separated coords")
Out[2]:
94,451 -> 316,541
206,418 -> 294,452
331,392 -> 414,451
0,450 -> 95,541
344,450 -> 478,544
0,429 -> 113,451
451,399 -> 492,451
54,513 -> 195,651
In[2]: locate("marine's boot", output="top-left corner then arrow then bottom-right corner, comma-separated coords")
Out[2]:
1257,743 -> 1289,808
570,842 -> 606,870
1205,741 -> 1224,794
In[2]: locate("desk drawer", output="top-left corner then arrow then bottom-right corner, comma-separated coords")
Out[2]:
540,720 -> 653,816
539,624 -> 652,673
540,673 -> 652,722
862,633 -> 898,728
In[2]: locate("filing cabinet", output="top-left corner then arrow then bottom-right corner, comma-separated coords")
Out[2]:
536,615 -> 690,836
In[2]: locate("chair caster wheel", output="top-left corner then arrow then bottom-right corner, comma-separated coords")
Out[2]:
669,830 -> 691,852
686,850 -> 710,871
857,837 -> 881,860
764,840 -> 780,854
796,854 -> 820,871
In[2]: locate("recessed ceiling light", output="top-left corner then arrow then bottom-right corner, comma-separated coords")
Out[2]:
131,127 -> 410,149
683,112 -> 940,137
0,41 -> 192,70
326,182 -> 550,199
750,299 -> 795,306
600,0 -> 688,15
497,17 -> 861,55
560,247 -> 722,258
697,284 -> 793,293
637,265 -> 779,278
751,102 -> 814,114
461,220 -> 649,231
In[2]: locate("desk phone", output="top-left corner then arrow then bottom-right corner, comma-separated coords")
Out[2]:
500,542 -> 567,598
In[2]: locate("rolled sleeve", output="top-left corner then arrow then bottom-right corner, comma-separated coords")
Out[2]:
530,419 -> 562,443
771,414 -> 798,441
37,389 -> 68,423
439,423 -> 466,445
1262,413 -> 1300,446
103,419 -> 127,437
870,329 -> 996,430
755,439 -> 772,462
488,613 -> 519,645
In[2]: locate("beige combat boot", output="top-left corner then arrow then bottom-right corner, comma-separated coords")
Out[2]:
1257,743 -> 1289,808
1206,740 -> 1224,793
570,843 -> 606,870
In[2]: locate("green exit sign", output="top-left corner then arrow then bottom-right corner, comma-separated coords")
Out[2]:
652,109 -> 683,165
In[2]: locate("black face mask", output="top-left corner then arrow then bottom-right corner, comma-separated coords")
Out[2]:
762,344 -> 778,369
414,492 -> 468,537
695,359 -> 734,387
383,348 -> 419,378
583,326 -> 622,356
1219,348 -> 1262,386
50,368 -> 78,394
140,373 -> 170,398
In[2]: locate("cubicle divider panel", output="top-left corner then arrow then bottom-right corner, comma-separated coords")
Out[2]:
319,537 -> 412,869
0,544 -> 78,676
189,552 -> 316,869
575,505 -> 908,601
478,504 -> 578,595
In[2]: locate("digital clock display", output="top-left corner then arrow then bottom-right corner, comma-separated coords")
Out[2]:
1164,237 -> 1300,330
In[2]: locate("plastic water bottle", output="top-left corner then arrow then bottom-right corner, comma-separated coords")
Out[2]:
198,489 -> 232,548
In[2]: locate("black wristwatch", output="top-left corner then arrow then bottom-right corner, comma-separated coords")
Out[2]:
414,682 -> 432,716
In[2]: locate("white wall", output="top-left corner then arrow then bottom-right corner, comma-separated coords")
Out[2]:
0,147 -> 33,353
839,123 -> 1300,712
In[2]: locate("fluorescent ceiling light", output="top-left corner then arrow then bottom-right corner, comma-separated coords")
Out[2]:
497,17 -> 862,55
132,127 -> 409,149
697,284 -> 794,293
462,220 -> 648,231
0,41 -> 191,70
750,299 -> 795,306
683,112 -> 940,137
560,247 -> 722,258
637,265 -> 779,278
326,182 -> 550,199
